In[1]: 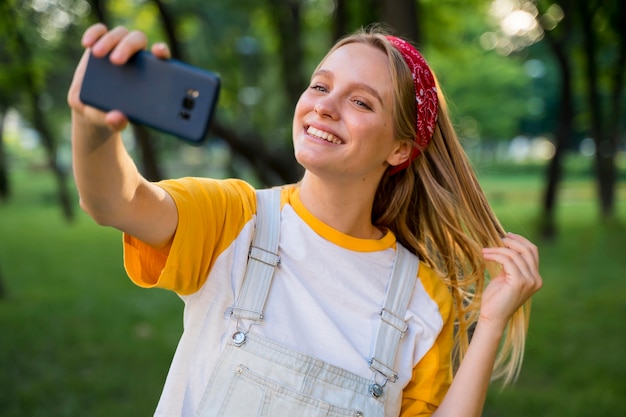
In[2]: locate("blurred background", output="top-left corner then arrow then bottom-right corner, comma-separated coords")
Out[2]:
0,0 -> 624,416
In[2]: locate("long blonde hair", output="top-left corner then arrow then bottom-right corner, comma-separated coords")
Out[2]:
327,28 -> 531,385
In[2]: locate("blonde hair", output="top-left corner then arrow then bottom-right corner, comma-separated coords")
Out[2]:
328,28 -> 531,385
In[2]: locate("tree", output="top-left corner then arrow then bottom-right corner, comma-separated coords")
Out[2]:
536,0 -> 576,239
0,0 -> 75,221
0,1 -> 21,203
489,0 -> 625,236
0,107 -> 9,202
379,0 -> 419,41
578,0 -> 625,219
1,0 -> 560,210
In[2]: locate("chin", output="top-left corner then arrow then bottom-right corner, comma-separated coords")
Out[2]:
293,149 -> 312,170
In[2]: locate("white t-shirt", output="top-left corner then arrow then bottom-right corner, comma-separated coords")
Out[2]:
123,178 -> 453,417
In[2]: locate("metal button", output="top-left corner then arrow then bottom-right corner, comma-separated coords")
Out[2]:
235,366 -> 244,375
232,331 -> 247,346
369,383 -> 384,398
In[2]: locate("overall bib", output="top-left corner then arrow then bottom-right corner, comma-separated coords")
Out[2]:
195,189 -> 419,417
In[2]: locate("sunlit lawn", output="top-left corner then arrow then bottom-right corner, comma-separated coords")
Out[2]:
0,159 -> 624,416
477,163 -> 626,417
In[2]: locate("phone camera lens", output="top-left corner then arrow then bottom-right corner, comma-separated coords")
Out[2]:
182,97 -> 195,110
186,88 -> 200,98
179,111 -> 191,120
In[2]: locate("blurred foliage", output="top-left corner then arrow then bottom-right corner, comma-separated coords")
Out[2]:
0,0 -> 625,211
0,0 -> 542,176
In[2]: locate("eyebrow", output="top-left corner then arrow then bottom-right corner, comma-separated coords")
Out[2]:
312,69 -> 384,106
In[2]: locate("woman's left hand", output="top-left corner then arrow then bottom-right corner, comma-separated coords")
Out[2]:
480,232 -> 542,331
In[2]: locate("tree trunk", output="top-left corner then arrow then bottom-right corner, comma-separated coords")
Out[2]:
132,124 -> 164,181
0,261 -> 5,299
379,0 -> 419,42
10,11 -> 74,221
539,2 -> 575,239
89,0 -> 108,23
605,1 -> 626,215
333,0 -> 349,42
265,0 -> 306,110
0,107 -> 10,201
579,2 -> 617,218
333,0 -> 380,41
28,93 -> 75,221
152,0 -> 184,61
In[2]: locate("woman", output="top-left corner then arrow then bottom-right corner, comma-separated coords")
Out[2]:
68,23 -> 541,417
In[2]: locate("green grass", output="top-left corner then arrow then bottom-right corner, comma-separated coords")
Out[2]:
0,163 -> 625,416
479,166 -> 626,417
0,170 -> 182,416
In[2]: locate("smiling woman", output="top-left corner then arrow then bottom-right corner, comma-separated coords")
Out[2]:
67,22 -> 541,417
293,41 -> 400,190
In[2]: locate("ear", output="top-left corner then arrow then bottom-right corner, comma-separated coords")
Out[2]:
386,140 -> 413,168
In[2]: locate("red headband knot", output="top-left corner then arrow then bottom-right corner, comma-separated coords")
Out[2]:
386,36 -> 438,175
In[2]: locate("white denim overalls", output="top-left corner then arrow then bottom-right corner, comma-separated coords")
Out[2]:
195,189 -> 419,417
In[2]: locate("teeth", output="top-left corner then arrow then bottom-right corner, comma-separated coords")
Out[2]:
307,126 -> 341,144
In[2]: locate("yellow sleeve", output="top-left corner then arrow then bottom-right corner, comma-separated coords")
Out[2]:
400,265 -> 454,416
123,177 -> 256,295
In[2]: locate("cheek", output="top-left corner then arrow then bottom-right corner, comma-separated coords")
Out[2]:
293,94 -> 308,122
296,91 -> 314,113
292,93 -> 314,133
292,99 -> 306,141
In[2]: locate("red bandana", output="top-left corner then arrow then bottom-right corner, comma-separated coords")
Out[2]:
386,36 -> 438,175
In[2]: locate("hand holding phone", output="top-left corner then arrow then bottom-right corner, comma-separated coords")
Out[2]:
79,51 -> 221,144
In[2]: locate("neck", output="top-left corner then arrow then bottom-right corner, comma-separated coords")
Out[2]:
298,172 -> 384,240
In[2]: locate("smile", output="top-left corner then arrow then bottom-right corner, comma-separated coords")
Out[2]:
307,126 -> 342,144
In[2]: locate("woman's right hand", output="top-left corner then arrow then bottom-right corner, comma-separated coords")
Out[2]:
68,24 -> 179,247
67,23 -> 171,133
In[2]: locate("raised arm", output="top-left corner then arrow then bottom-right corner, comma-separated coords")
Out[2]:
432,233 -> 542,417
68,24 -> 177,246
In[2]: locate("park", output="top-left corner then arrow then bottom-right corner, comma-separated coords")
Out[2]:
1,0 -> 624,416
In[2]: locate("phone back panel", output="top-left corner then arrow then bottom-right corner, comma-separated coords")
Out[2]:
80,52 -> 220,144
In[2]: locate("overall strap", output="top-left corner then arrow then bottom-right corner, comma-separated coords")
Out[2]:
227,188 -> 282,323
369,244 -> 419,384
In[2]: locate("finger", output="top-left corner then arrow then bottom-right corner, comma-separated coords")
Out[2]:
483,248 -> 524,277
81,23 -> 109,48
89,26 -> 130,58
483,248 -> 542,292
151,42 -> 171,59
104,110 -> 129,132
503,233 -> 539,268
68,49 -> 92,110
482,247 -> 534,284
109,30 -> 149,64
509,232 -> 538,260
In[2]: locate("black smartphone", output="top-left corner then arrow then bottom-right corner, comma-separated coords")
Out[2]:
79,51 -> 221,144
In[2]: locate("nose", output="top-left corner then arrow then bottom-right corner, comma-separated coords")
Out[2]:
314,96 -> 339,120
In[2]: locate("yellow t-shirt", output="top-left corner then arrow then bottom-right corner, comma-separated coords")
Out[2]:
123,178 -> 453,417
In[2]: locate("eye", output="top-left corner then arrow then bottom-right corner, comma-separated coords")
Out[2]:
310,84 -> 328,93
353,99 -> 372,110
